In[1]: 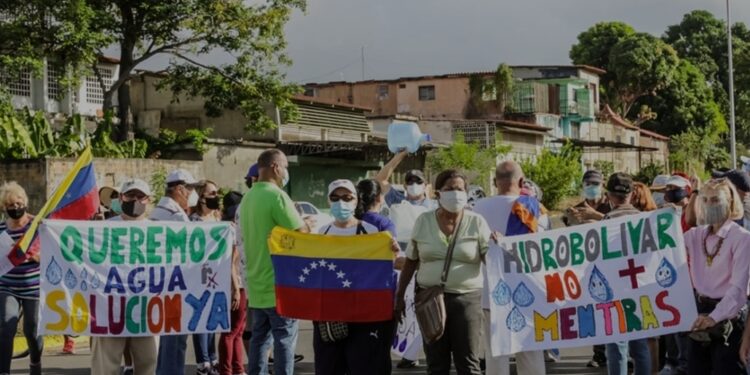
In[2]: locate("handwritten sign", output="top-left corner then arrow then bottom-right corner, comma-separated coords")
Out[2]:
486,208 -> 697,356
391,273 -> 422,359
39,220 -> 234,336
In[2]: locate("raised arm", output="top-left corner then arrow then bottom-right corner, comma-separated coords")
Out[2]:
374,151 -> 408,194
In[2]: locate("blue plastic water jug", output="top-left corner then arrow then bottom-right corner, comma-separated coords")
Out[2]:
387,122 -> 432,153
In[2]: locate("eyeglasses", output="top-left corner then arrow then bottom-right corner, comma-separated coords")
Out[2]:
123,192 -> 147,201
329,195 -> 356,203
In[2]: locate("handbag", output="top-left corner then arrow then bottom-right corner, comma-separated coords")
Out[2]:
414,212 -> 464,344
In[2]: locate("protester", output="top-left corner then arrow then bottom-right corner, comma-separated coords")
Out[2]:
355,179 -> 397,238
686,179 -> 750,374
713,169 -> 750,230
98,185 -> 121,220
473,161 -> 548,375
245,163 -> 259,190
396,169 -> 491,375
631,182 -> 657,212
313,179 -> 397,375
650,174 -> 670,207
239,149 -> 312,375
563,169 -> 610,227
664,174 -> 697,232
153,169 -> 199,375
601,173 -> 651,375
91,179 -> 158,375
375,150 -> 437,209
219,191 -> 247,375
190,180 -> 222,375
0,182 -> 43,375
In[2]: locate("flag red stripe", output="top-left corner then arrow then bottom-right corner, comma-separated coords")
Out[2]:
49,189 -> 99,220
275,286 -> 394,322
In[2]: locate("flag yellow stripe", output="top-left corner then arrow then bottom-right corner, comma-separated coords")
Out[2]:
17,147 -> 92,252
268,226 -> 393,260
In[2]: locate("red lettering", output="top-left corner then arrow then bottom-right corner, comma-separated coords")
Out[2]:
563,270 -> 581,299
148,297 -> 164,333
545,273 -> 565,302
90,294 -> 108,334
656,290 -> 681,327
559,307 -> 577,339
163,294 -> 182,333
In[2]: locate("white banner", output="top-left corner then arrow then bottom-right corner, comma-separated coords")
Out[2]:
487,208 -> 698,356
39,220 -> 234,337
392,273 -> 422,360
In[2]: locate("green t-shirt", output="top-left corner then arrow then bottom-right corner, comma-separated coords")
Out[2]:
239,182 -> 304,308
406,210 -> 490,294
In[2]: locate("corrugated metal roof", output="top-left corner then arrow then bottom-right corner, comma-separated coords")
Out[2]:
291,103 -> 370,133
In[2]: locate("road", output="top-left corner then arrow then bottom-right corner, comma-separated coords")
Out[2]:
12,321 -> 606,375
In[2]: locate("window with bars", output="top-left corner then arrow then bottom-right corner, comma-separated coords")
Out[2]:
85,66 -> 113,104
47,64 -> 62,100
452,122 -> 496,148
0,68 -> 32,97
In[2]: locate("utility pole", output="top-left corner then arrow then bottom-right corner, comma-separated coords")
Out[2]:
727,0 -> 738,168
361,46 -> 365,81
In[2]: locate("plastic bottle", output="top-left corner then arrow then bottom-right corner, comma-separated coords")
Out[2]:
387,121 -> 432,153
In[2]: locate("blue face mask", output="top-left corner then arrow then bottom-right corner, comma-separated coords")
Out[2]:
583,185 -> 601,200
110,200 -> 123,215
330,201 -> 355,222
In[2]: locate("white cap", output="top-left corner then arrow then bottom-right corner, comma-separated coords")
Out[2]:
120,178 -> 152,196
666,175 -> 690,189
166,169 -> 198,185
327,179 -> 357,196
650,174 -> 670,190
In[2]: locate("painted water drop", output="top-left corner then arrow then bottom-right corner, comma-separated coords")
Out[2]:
64,269 -> 78,289
392,335 -> 399,349
80,280 -> 88,291
492,279 -> 512,306
655,258 -> 677,288
90,274 -> 102,289
512,282 -> 535,307
399,337 -> 408,352
45,257 -> 63,285
506,306 -> 527,332
80,268 -> 88,280
588,265 -> 613,303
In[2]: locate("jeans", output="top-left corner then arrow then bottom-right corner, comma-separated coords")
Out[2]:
193,333 -> 217,364
662,333 -> 689,373
0,293 -> 43,373
247,307 -> 298,375
423,291 -> 482,375
156,335 -> 188,375
313,320 -> 394,375
606,339 -> 651,375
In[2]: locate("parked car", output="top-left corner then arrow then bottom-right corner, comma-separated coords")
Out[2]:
295,201 -> 333,233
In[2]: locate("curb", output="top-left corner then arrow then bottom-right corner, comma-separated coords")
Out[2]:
14,335 -> 89,355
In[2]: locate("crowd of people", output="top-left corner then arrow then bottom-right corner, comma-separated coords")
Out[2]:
4,147 -> 750,375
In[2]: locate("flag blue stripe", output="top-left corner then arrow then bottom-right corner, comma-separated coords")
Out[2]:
53,163 -> 96,213
271,255 -> 394,291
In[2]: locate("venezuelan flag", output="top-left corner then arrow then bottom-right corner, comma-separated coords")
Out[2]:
0,147 -> 98,275
268,226 -> 395,322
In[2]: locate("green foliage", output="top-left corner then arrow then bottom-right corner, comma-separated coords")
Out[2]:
520,143 -> 583,209
0,0 -> 305,137
136,127 -> 213,159
426,133 -> 511,192
633,163 -> 665,184
592,160 -> 614,180
670,126 -> 729,177
150,166 -> 167,203
494,63 -> 514,112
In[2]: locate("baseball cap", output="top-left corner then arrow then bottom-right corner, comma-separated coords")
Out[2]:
721,170 -> 750,193
405,170 -> 426,183
327,179 -> 357,196
246,164 -> 259,179
583,170 -> 603,184
650,174 -> 670,191
166,169 -> 198,185
665,175 -> 690,189
606,173 -> 633,195
98,186 -> 119,208
119,178 -> 152,196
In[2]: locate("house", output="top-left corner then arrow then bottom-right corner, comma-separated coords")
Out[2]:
1,56 -> 120,118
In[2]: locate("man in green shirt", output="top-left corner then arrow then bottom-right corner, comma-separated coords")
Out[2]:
239,149 -> 311,375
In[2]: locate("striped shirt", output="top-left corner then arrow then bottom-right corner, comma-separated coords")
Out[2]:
0,221 -> 40,299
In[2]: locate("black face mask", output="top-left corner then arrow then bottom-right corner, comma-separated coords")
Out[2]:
664,188 -> 689,203
121,200 -> 147,218
5,207 -> 25,220
205,197 -> 221,210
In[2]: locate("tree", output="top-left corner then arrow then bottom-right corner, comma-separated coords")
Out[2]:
0,0 -> 304,140
519,142 -> 583,210
570,22 -> 635,105
670,126 -> 729,177
427,133 -> 511,192
607,33 -> 680,119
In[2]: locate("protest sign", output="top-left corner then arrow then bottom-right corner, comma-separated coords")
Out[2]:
391,274 -> 422,359
39,219 -> 234,337
486,208 -> 697,356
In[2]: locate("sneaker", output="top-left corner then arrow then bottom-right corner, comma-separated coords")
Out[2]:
30,362 -> 42,375
121,366 -> 134,375
61,337 -> 75,354
545,350 -> 560,363
294,354 -> 304,363
396,359 -> 419,369
586,359 -> 600,368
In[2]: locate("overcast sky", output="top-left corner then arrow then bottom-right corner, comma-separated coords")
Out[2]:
281,0 -> 750,84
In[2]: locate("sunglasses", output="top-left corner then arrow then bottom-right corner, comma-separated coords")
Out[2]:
329,195 -> 356,203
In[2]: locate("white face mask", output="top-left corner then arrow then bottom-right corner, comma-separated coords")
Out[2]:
406,183 -> 425,198
439,191 -> 468,213
187,190 -> 199,207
